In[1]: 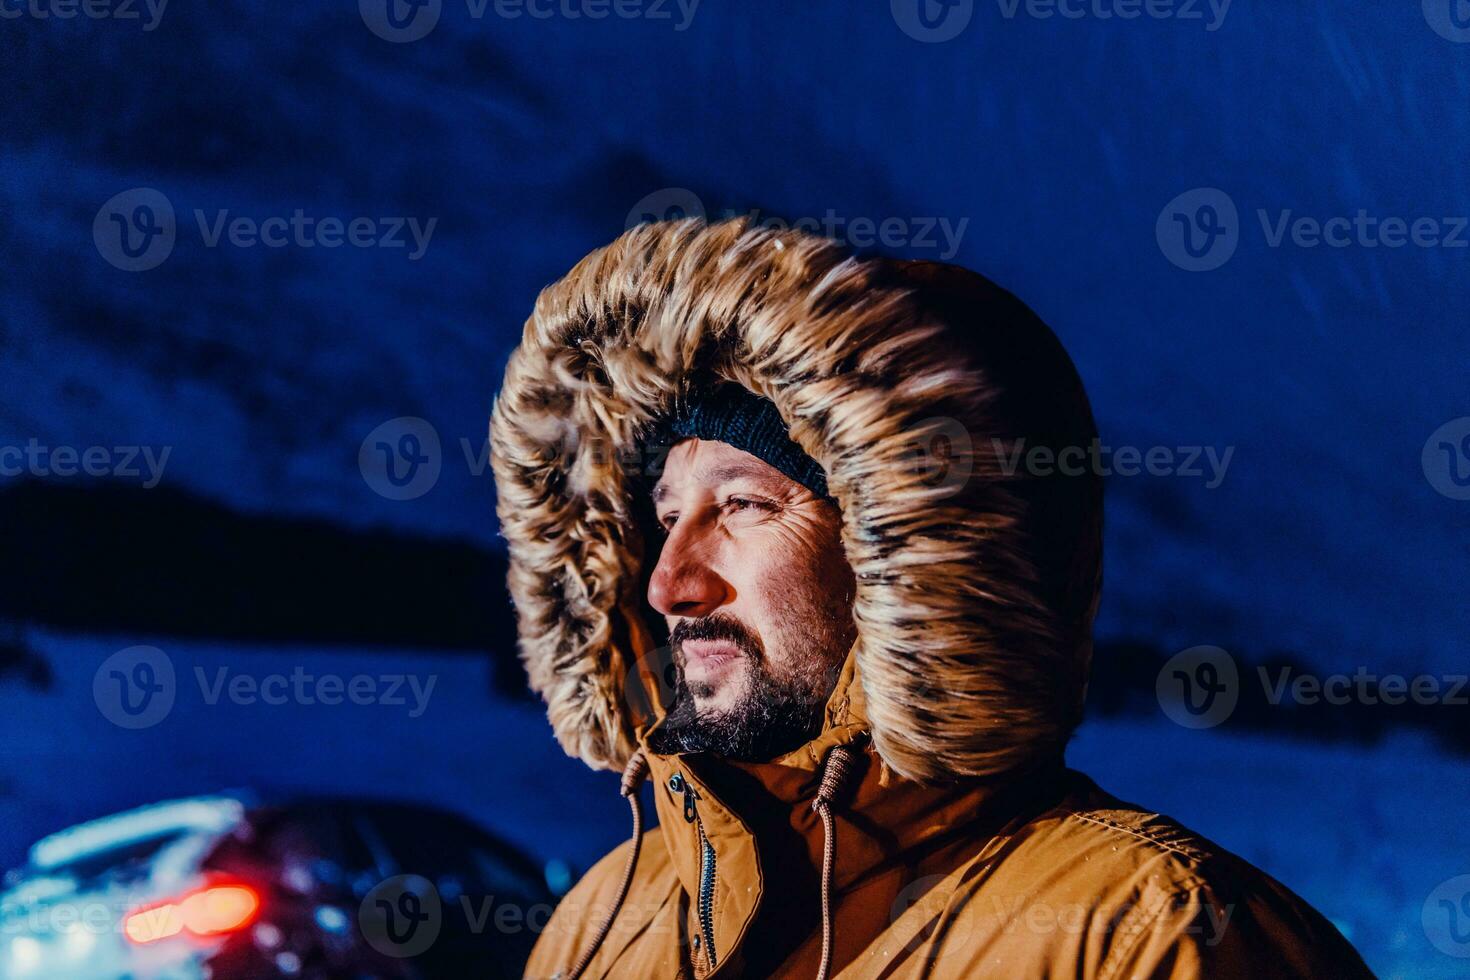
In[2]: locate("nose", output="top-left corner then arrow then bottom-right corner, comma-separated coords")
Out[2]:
646,520 -> 732,619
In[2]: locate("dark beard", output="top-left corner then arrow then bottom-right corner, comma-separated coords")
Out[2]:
646,613 -> 840,762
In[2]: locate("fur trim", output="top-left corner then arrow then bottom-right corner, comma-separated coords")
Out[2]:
490,218 -> 1102,783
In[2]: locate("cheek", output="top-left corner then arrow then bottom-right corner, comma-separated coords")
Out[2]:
759,519 -> 850,594
726,528 -> 821,598
728,528 -> 843,640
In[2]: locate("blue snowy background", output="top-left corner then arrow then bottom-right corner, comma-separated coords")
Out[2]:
2,1 -> 1469,976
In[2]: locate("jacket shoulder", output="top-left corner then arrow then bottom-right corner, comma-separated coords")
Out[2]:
1047,786 -> 1240,886
934,773 -> 1373,979
524,826 -> 681,980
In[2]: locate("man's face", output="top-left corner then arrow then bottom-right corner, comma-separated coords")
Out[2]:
645,438 -> 857,760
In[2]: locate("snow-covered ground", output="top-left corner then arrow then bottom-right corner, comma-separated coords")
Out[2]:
2,630 -> 1464,977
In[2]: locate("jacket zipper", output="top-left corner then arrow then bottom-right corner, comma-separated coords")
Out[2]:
671,773 -> 717,970
696,821 -> 717,969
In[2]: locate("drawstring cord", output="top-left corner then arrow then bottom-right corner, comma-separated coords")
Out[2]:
565,749 -> 649,980
565,742 -> 859,980
811,743 -> 861,980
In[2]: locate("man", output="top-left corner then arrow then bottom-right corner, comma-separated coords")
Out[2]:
491,219 -> 1371,978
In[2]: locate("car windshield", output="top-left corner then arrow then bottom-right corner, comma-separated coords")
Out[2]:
38,830 -> 191,885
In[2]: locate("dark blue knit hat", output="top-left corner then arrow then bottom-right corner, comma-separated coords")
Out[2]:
663,383 -> 829,498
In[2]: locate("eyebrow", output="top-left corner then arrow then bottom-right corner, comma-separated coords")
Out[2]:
651,460 -> 781,503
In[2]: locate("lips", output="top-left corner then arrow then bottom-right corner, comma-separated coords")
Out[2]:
680,639 -> 745,672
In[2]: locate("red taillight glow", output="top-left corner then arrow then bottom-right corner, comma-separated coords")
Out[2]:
124,883 -> 260,945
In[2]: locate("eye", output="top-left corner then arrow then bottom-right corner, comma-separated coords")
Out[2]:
656,511 -> 678,532
723,496 -> 775,514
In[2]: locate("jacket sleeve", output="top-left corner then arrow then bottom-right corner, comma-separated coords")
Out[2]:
1101,876 -> 1375,980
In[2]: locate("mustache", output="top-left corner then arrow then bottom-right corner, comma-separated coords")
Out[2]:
669,613 -> 763,661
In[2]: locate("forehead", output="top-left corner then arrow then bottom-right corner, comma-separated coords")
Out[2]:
650,438 -> 793,502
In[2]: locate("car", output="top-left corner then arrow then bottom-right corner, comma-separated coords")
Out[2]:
0,793 -> 562,979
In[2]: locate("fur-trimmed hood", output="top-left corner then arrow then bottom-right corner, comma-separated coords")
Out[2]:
490,218 -> 1102,784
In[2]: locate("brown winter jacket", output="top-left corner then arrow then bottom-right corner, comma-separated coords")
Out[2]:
490,219 -> 1373,979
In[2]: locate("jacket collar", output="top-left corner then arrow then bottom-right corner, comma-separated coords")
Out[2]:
636,651 -> 1064,974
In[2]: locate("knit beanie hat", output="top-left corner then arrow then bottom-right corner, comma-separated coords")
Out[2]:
660,382 -> 829,498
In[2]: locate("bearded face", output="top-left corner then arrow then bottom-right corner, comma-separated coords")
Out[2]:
644,438 -> 856,761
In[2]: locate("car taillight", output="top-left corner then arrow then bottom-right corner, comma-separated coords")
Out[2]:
124,883 -> 260,945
